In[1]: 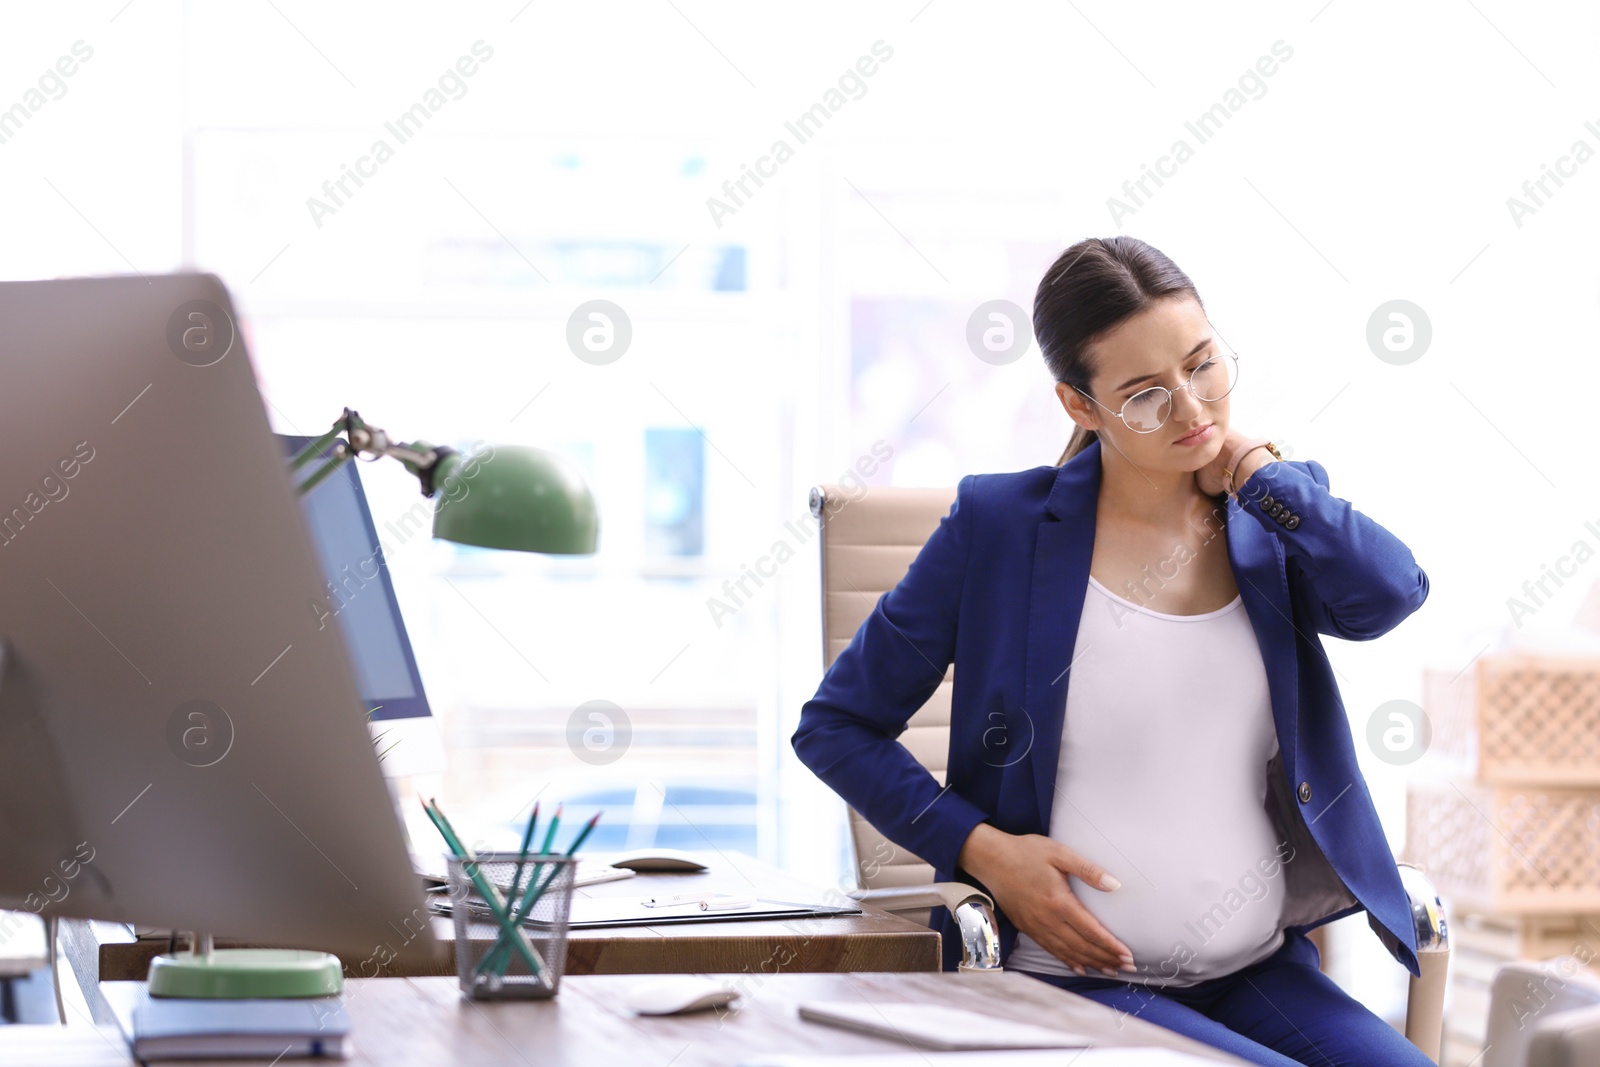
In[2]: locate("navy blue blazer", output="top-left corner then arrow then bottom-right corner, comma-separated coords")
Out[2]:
793,437 -> 1431,977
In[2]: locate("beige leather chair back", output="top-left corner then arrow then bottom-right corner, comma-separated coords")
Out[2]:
810,483 -> 956,891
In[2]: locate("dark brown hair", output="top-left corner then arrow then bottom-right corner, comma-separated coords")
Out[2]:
1034,236 -> 1203,465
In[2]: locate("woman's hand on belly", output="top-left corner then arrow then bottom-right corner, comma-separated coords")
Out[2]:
958,823 -> 1136,977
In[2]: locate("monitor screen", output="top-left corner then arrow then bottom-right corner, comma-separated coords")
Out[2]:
281,435 -> 431,722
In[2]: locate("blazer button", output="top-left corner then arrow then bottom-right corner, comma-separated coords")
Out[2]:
1285,515 -> 1300,530
1298,781 -> 1312,803
1276,511 -> 1290,524
1261,494 -> 1275,509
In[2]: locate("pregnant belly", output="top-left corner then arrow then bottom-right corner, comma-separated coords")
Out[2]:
1066,823 -> 1293,984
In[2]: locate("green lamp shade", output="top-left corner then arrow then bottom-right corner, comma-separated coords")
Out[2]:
431,445 -> 598,554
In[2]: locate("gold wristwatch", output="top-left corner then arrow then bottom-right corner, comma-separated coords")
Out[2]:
1223,438 -> 1283,498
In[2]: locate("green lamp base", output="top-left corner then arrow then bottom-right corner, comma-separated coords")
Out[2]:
148,949 -> 344,998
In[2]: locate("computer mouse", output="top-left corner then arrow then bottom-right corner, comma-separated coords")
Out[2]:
609,848 -> 710,873
624,976 -> 740,1015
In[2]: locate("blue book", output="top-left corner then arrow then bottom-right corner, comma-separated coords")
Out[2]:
103,983 -> 350,1060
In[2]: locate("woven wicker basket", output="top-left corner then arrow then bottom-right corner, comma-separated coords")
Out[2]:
1423,653 -> 1600,786
1403,777 -> 1600,913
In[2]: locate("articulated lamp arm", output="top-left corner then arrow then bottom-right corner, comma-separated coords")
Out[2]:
286,408 -> 600,556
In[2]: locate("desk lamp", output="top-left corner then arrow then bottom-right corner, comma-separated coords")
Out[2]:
145,407 -> 598,998
292,408 -> 599,552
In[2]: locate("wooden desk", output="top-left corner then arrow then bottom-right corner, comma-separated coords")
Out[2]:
88,972 -> 1252,1065
82,853 -> 941,981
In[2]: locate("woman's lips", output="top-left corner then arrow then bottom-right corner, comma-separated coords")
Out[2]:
1173,423 -> 1214,446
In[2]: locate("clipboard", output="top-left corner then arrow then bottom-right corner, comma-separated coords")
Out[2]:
568,896 -> 861,928
430,894 -> 861,928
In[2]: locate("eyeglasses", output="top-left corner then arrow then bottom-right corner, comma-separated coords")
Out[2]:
1073,349 -> 1240,434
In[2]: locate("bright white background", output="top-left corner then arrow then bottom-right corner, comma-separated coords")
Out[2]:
3,0 -> 1596,1026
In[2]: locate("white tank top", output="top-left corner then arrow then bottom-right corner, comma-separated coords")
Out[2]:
1005,574 -> 1287,986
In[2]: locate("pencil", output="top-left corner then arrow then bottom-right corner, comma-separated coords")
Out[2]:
512,812 -> 600,923
478,812 -> 601,976
539,804 -> 563,857
421,798 -> 543,976
507,801 -> 541,908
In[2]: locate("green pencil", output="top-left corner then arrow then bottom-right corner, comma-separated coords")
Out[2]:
477,806 -> 561,977
506,801 -> 541,911
539,804 -> 563,856
478,812 -> 600,975
512,812 -> 595,921
421,798 -> 543,976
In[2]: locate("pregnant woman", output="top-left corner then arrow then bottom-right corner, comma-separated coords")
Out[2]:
792,236 -> 1434,1066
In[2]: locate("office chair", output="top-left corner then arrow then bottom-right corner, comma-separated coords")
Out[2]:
810,481 -> 1451,1058
1481,957 -> 1600,1067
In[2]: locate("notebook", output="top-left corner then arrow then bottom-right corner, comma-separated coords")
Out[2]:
795,1001 -> 1094,1051
102,982 -> 350,1060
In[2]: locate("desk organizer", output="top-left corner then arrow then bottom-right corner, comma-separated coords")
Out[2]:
446,853 -> 577,999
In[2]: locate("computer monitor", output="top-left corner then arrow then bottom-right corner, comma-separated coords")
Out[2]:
283,435 -> 446,780
0,272 -> 438,969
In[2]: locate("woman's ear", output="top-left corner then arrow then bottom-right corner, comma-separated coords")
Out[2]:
1056,382 -> 1098,432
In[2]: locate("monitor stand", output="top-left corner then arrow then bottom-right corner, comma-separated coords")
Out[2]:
147,934 -> 344,998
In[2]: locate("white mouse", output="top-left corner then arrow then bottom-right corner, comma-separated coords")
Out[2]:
609,848 -> 710,873
624,976 -> 741,1015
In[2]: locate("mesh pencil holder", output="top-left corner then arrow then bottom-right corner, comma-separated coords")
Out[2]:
445,852 -> 577,999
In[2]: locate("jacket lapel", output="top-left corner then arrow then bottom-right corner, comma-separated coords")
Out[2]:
1224,485 -> 1301,791
1023,441 -> 1099,830
1022,438 -> 1301,834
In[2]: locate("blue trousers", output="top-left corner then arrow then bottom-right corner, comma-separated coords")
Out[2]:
1014,928 -> 1436,1067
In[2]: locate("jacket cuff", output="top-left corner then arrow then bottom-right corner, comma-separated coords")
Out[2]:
912,789 -> 992,877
